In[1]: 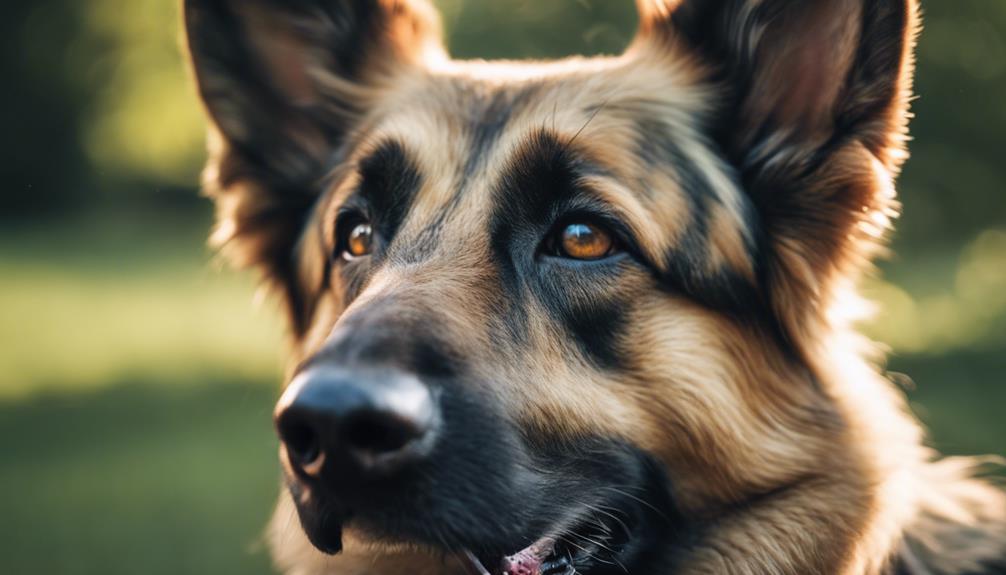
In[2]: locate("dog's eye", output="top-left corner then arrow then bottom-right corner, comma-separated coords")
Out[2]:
338,221 -> 373,260
550,222 -> 616,260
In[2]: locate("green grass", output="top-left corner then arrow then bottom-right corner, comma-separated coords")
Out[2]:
890,352 -> 1006,458
0,216 -> 286,573
0,214 -> 283,399
0,381 -> 280,575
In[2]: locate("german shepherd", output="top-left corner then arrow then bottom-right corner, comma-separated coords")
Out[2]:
183,0 -> 1006,573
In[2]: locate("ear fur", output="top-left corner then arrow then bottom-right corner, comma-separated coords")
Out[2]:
635,0 -> 921,343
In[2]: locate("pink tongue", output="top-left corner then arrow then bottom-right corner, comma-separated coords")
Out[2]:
499,538 -> 554,575
500,546 -> 541,575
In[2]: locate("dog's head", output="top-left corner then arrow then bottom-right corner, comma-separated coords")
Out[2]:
185,0 -> 919,572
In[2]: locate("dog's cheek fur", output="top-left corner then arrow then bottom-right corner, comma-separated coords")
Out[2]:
484,279 -> 883,571
504,276 -> 852,509
622,295 -> 846,509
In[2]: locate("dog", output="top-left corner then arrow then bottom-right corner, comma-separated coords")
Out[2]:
183,0 -> 1006,573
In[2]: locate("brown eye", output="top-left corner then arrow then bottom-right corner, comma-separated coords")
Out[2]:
342,222 -> 373,260
556,222 -> 615,260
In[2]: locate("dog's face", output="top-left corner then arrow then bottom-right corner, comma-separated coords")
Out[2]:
185,0 -> 918,573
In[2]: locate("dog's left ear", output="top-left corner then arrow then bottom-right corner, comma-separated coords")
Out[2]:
634,0 -> 920,341
636,0 -> 919,170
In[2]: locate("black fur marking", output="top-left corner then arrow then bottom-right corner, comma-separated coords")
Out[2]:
356,140 -> 423,250
489,129 -> 631,369
661,200 -> 763,315
633,119 -> 724,204
550,269 -> 631,370
280,215 -> 323,336
337,257 -> 373,308
518,438 -> 692,575
629,119 -> 763,315
327,140 -> 422,306
489,130 -> 576,342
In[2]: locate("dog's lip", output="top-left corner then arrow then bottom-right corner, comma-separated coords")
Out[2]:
462,507 -> 638,575
497,537 -> 556,575
462,535 -> 578,575
462,539 -> 556,575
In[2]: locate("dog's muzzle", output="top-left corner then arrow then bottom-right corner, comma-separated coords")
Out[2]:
273,366 -> 440,552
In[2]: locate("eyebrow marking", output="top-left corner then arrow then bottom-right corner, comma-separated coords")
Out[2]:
493,128 -> 597,223
354,139 -> 423,247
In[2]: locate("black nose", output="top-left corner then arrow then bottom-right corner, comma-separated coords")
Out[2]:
274,368 -> 438,480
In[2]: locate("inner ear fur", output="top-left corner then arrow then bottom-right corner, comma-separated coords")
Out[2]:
634,0 -> 921,344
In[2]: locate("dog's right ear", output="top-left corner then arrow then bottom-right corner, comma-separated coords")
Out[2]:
183,0 -> 444,312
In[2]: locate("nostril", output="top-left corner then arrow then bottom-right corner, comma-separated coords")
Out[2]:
342,411 -> 424,456
279,418 -> 322,468
275,368 -> 437,478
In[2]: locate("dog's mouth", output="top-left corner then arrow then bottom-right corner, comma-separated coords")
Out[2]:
285,422 -> 678,574
461,502 -> 646,575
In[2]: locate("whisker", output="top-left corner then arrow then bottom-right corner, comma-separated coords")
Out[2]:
582,503 -> 631,537
279,502 -> 297,543
458,550 -> 491,575
569,529 -> 617,556
558,534 -> 594,558
597,486 -> 669,521
567,99 -> 610,146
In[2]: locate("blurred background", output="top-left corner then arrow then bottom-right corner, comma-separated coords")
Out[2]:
0,1 -> 1003,573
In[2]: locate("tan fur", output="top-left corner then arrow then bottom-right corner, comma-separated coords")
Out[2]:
184,0 -> 1006,573
705,203 -> 756,281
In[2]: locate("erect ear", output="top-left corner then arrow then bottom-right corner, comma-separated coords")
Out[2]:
637,0 -> 918,170
185,0 -> 444,184
634,0 -> 920,342
183,0 -> 444,278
